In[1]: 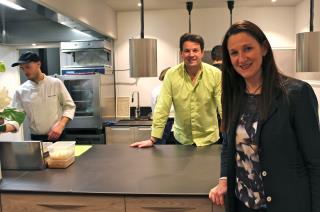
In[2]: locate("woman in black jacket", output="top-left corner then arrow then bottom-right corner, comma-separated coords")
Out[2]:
209,20 -> 320,212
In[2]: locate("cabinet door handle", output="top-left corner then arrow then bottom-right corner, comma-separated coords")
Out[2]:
137,128 -> 152,131
110,128 -> 131,131
141,206 -> 195,211
37,203 -> 86,210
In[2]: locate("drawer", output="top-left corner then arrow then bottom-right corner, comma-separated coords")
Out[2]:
1,193 -> 125,212
106,127 -> 134,144
126,196 -> 213,212
134,127 -> 151,142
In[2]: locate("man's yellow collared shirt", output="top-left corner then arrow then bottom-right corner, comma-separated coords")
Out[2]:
152,62 -> 222,146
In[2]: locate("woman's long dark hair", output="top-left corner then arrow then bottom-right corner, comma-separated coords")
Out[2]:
221,20 -> 287,132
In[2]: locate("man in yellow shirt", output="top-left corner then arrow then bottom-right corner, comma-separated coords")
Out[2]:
131,33 -> 222,147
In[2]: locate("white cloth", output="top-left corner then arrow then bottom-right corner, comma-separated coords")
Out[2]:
12,75 -> 76,135
151,84 -> 174,118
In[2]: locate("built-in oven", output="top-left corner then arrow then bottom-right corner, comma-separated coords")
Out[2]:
56,73 -> 115,144
60,40 -> 113,75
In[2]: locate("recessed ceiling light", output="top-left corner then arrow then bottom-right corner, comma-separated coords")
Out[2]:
0,0 -> 25,10
271,0 -> 277,2
137,2 -> 141,7
32,43 -> 37,46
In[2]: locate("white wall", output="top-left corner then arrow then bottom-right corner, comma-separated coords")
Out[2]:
115,6 -> 296,106
34,0 -> 117,39
295,0 -> 320,33
0,45 -> 23,141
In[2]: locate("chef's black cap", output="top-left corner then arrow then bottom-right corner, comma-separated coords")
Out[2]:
11,51 -> 41,67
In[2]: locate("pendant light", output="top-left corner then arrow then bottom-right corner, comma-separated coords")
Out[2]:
227,0 -> 234,26
296,0 -> 320,72
129,0 -> 157,77
186,1 -> 193,33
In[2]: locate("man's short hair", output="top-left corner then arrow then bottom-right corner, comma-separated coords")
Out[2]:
159,67 -> 171,81
211,45 -> 222,61
179,33 -> 204,52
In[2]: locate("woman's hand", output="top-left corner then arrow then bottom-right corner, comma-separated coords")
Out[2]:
209,178 -> 227,206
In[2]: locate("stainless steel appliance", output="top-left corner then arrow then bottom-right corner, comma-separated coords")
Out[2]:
56,74 -> 115,144
0,141 -> 45,170
60,40 -> 113,74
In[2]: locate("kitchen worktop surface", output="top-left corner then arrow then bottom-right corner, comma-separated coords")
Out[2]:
104,119 -> 153,126
0,145 -> 221,196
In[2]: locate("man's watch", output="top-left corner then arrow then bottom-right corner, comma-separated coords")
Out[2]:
0,124 -> 6,132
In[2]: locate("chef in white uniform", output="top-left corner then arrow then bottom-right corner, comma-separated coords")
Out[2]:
11,51 -> 76,141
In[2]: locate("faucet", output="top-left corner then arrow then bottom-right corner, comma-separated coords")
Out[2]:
131,91 -> 140,119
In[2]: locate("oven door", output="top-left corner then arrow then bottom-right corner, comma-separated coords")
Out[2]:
57,74 -> 101,129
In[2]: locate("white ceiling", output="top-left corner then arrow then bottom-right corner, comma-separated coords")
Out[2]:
103,0 -> 304,12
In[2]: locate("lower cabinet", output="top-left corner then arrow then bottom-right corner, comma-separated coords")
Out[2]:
105,126 -> 151,144
126,196 -> 215,212
134,127 -> 152,142
0,194 -> 224,212
0,193 -> 125,212
105,126 -> 135,144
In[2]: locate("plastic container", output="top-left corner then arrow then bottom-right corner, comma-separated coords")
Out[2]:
48,141 -> 75,160
47,141 -> 76,169
47,156 -> 75,169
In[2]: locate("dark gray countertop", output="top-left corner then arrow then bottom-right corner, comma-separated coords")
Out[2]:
104,119 -> 153,127
0,145 -> 221,196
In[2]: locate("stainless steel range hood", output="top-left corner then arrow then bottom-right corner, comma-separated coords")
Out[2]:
296,0 -> 320,73
129,38 -> 157,77
296,32 -> 320,72
129,0 -> 157,78
0,0 -> 107,45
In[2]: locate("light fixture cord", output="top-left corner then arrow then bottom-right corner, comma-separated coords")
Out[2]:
310,0 -> 314,32
140,0 -> 144,38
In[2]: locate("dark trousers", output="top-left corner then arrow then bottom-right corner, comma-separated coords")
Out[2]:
171,135 -> 182,145
31,132 -> 66,142
156,118 -> 174,145
236,198 -> 267,212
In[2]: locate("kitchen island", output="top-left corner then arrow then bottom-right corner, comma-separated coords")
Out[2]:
0,145 -> 224,212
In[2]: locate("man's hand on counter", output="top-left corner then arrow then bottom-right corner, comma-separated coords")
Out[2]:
208,178 -> 227,206
130,137 -> 156,148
